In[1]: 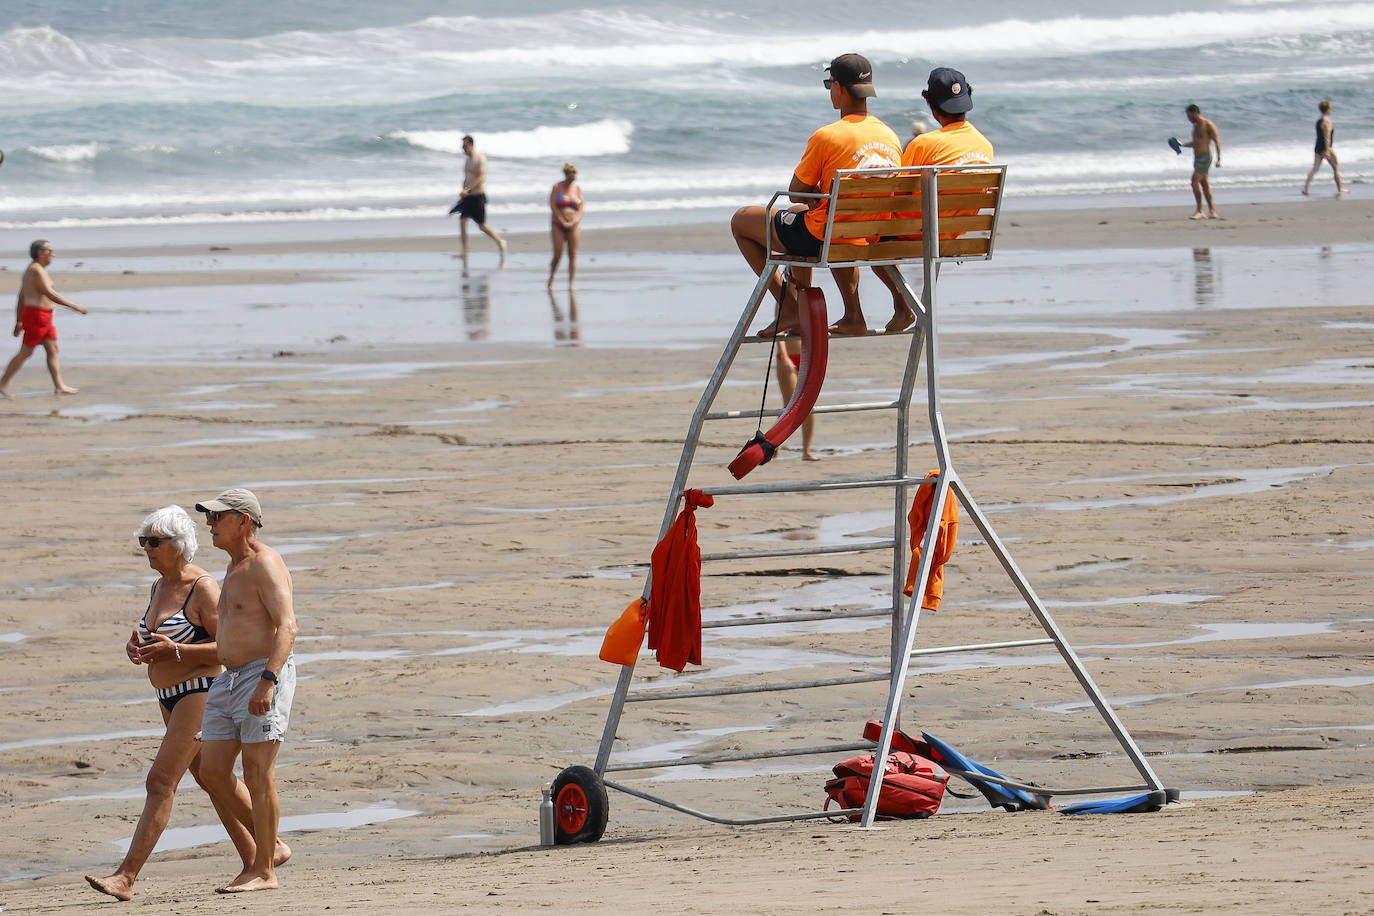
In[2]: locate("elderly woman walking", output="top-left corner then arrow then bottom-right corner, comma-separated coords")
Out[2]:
85,505 -> 287,901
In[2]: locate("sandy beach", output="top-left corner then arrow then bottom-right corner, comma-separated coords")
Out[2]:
1,198 -> 1372,913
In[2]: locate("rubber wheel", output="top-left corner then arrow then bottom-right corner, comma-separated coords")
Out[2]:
551,765 -> 608,845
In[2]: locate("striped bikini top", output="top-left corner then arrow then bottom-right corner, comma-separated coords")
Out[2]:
138,576 -> 212,644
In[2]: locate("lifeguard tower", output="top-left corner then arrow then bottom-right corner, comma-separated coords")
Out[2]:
548,164 -> 1175,842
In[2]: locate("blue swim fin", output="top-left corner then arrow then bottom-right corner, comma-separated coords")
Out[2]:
1060,790 -> 1169,815
920,732 -> 1048,812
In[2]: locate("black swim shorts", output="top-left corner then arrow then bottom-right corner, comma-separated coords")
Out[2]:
452,193 -> 488,225
772,208 -> 823,258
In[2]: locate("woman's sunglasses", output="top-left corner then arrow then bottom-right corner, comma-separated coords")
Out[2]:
138,536 -> 170,548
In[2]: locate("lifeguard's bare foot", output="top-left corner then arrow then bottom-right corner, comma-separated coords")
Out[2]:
884,307 -> 915,333
85,873 -> 135,901
754,311 -> 800,337
803,451 -> 821,462
56,385 -> 78,395
828,318 -> 868,336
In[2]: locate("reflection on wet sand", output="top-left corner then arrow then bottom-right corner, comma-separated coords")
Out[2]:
461,272 -> 490,341
1193,247 -> 1216,306
548,289 -> 581,344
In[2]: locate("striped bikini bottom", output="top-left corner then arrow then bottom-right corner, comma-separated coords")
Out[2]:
156,675 -> 216,713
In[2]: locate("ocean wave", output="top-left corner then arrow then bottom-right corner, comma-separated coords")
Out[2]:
388,119 -> 634,159
4,5 -> 1373,108
27,142 -> 101,163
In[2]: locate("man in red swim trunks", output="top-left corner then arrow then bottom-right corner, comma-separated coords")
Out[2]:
1,240 -> 89,399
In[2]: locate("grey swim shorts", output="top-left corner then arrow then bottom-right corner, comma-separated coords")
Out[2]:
1193,152 -> 1213,176
201,655 -> 295,743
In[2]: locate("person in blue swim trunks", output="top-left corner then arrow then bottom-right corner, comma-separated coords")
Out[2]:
1181,104 -> 1222,220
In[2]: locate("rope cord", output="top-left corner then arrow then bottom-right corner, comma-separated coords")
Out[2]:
755,268 -> 788,434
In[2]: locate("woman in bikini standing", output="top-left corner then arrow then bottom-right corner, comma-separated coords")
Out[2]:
85,505 -> 287,901
548,162 -> 584,289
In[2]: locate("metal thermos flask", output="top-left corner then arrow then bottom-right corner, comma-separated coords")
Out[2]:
539,787 -> 555,846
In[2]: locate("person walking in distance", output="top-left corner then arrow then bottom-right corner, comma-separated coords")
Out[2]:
450,135 -> 508,266
1180,104 -> 1222,219
1,240 -> 88,398
1303,100 -> 1348,196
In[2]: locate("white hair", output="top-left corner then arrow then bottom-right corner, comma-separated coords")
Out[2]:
137,505 -> 198,560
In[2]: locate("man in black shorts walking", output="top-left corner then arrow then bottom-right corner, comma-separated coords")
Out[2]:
451,135 -> 507,265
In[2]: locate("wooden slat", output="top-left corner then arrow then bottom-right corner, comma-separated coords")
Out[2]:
829,220 -> 897,240
832,196 -> 919,216
935,170 -> 1002,192
835,175 -> 923,196
875,217 -> 925,236
933,190 -> 1000,208
931,214 -> 994,234
937,237 -> 991,258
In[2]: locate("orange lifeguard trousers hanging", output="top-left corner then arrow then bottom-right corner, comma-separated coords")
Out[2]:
647,489 -> 714,671
903,469 -> 958,611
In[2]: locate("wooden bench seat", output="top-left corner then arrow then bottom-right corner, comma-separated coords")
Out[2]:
769,164 -> 1006,267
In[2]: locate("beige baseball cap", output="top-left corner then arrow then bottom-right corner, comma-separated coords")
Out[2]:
195,487 -> 264,527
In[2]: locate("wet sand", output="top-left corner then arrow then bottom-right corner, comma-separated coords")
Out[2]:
1,201 -> 1372,912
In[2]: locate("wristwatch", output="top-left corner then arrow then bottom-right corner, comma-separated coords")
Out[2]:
260,670 -> 278,684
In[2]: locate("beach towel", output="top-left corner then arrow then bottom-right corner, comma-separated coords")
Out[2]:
903,469 -> 958,610
646,489 -> 713,671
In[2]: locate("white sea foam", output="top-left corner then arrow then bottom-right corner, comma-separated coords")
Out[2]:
28,142 -> 100,163
389,119 -> 634,159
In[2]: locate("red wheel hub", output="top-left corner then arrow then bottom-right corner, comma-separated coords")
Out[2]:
557,783 -> 589,832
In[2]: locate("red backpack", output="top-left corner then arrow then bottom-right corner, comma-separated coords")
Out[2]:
824,751 -> 949,820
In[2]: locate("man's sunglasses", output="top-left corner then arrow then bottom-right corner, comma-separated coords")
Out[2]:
204,510 -> 238,523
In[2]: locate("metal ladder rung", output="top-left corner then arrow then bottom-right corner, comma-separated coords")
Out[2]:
702,540 -> 894,562
604,779 -> 861,827
909,637 -> 1055,657
622,639 -> 1056,706
706,400 -> 898,421
701,473 -> 936,498
624,672 -> 889,703
703,606 -> 892,629
604,741 -> 872,773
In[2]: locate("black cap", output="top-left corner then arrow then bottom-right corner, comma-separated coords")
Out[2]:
923,67 -> 973,114
827,53 -> 876,99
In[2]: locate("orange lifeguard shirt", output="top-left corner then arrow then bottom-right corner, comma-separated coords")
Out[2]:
901,120 -> 994,167
794,114 -> 901,240
899,120 -> 994,239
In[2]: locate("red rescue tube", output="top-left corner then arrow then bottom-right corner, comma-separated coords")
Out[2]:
728,286 -> 830,479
